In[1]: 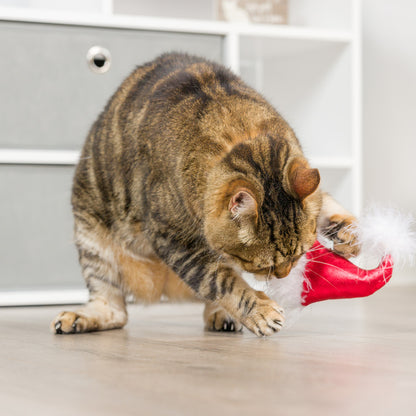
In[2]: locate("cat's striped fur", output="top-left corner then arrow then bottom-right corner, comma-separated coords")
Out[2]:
52,53 -> 358,336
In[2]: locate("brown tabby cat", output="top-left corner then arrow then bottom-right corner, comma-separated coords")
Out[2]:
51,53 -> 358,337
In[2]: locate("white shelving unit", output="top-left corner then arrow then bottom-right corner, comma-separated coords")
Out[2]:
0,0 -> 362,305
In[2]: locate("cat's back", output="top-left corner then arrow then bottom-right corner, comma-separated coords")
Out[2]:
83,52 -> 286,161
73,53 -> 297,225
115,52 -> 215,117
79,53 -> 254,162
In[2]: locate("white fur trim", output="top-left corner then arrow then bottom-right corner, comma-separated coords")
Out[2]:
266,256 -> 308,328
242,256 -> 307,329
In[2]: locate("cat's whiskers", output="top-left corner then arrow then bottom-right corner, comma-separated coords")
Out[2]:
304,246 -> 326,256
304,266 -> 338,288
265,265 -> 273,290
306,258 -> 354,274
215,254 -> 223,275
322,223 -> 358,239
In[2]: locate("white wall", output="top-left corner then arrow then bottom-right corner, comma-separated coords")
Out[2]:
363,0 -> 416,283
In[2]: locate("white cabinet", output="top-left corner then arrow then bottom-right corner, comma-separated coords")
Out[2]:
0,0 -> 362,304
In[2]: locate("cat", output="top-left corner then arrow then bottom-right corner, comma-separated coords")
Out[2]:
51,52 -> 359,336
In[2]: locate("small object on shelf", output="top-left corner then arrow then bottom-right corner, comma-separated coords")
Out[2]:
217,0 -> 288,25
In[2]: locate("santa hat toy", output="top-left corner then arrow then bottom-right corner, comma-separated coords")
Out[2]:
243,206 -> 416,327
301,240 -> 393,305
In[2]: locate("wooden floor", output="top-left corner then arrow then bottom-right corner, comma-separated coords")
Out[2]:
1,285 -> 416,416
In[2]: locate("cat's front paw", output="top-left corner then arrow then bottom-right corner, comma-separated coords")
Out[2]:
324,214 -> 360,258
240,293 -> 285,337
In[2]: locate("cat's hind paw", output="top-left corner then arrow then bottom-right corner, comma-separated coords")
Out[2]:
204,304 -> 242,333
51,311 -> 96,334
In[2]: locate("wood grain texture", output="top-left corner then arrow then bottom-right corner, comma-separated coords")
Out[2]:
1,285 -> 416,416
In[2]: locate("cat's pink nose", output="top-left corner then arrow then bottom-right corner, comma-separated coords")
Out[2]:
274,263 -> 292,279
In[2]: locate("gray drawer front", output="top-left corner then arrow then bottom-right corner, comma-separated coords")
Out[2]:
0,21 -> 223,150
0,165 -> 81,290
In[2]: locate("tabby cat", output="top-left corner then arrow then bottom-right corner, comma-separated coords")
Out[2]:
52,53 -> 358,337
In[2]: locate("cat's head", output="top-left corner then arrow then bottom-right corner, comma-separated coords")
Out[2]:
204,137 -> 322,279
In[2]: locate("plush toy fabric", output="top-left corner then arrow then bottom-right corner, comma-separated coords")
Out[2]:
243,206 -> 416,327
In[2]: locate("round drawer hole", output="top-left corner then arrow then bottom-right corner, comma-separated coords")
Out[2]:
87,46 -> 111,74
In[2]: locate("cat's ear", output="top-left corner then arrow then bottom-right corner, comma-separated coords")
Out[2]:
287,159 -> 320,201
229,189 -> 258,219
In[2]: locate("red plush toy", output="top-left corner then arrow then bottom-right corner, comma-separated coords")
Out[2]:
302,240 -> 393,306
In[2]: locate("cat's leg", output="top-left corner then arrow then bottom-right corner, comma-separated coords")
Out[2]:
155,240 -> 285,336
163,267 -> 197,301
51,223 -> 127,334
116,251 -> 166,303
204,302 -> 242,332
117,248 -> 197,302
318,192 -> 360,258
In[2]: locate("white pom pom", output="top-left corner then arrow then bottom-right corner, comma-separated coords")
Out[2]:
356,205 -> 416,268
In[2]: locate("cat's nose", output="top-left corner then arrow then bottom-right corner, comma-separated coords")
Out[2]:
274,263 -> 292,279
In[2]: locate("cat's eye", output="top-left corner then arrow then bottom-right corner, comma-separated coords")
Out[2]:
231,253 -> 251,264
255,266 -> 273,274
230,253 -> 272,273
291,252 -> 305,263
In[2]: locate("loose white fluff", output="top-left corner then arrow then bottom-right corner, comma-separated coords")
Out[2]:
355,205 -> 416,269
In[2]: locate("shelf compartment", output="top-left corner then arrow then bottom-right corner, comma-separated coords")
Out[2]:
240,37 -> 352,160
0,164 -> 81,291
319,167 -> 354,213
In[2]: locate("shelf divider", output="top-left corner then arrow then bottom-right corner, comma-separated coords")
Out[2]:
0,149 -> 80,165
309,157 -> 354,169
0,7 -> 353,43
